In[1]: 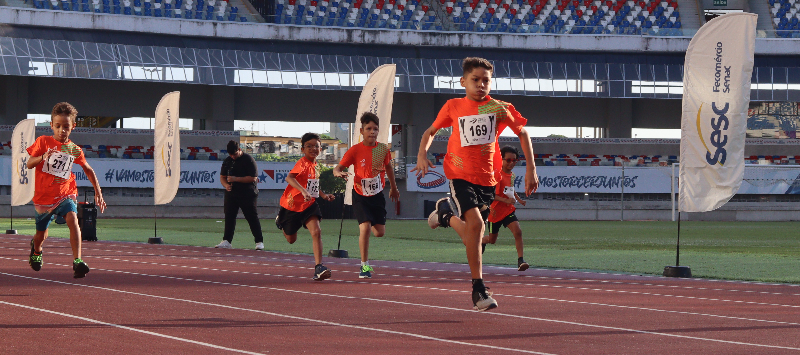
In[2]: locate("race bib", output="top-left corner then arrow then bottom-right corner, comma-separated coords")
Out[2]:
503,186 -> 515,200
458,113 -> 496,147
43,151 -> 75,179
360,176 -> 383,196
306,178 -> 320,198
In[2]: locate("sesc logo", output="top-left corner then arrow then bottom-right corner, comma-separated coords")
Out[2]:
417,170 -> 447,189
696,102 -> 729,166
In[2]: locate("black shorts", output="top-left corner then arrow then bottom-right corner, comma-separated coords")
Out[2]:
352,191 -> 387,226
449,179 -> 494,219
488,212 -> 519,234
276,202 -> 322,236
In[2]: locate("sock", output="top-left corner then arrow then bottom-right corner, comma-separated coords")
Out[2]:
472,279 -> 486,293
315,263 -> 322,268
361,261 -> 369,267
518,257 -> 524,262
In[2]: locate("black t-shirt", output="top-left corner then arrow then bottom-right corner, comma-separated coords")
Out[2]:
220,153 -> 258,196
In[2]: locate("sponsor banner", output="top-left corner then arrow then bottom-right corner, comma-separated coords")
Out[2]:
679,13 -> 757,212
10,119 -> 35,206
0,126 -> 240,137
154,91 -> 181,205
407,165 -> 674,193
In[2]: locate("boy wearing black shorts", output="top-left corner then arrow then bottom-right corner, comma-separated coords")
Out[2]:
482,146 -> 529,271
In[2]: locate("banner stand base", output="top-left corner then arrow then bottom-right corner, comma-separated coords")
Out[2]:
328,249 -> 348,258
148,237 -> 163,244
663,266 -> 692,278
5,230 -> 17,234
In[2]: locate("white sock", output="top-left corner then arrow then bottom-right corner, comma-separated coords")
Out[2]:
361,261 -> 369,267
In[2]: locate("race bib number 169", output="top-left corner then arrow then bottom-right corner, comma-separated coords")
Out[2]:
458,113 -> 496,147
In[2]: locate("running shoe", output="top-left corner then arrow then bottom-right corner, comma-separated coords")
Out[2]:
73,258 -> 90,278
427,197 -> 454,229
255,242 -> 264,251
359,264 -> 374,279
313,264 -> 331,281
214,240 -> 232,249
472,289 -> 498,311
29,239 -> 42,272
518,257 -> 529,272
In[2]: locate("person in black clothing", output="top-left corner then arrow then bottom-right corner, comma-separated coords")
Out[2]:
215,140 -> 265,250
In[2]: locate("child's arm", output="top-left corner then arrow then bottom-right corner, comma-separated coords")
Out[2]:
410,125 -> 438,176
493,193 -> 515,205
516,128 -> 539,196
286,173 -> 312,201
26,148 -> 54,169
80,162 -> 107,213
385,161 -> 400,202
514,192 -> 527,206
319,191 -> 336,201
332,164 -> 348,178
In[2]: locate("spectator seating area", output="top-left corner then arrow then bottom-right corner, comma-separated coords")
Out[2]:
28,0 -> 250,22
275,0 -> 443,29
771,0 -> 800,37
441,0 -> 681,34
0,143 -> 227,160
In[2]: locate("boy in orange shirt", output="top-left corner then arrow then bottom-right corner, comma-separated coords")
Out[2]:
26,102 -> 107,278
333,112 -> 400,279
482,146 -> 529,272
412,57 -> 539,311
276,132 -> 336,281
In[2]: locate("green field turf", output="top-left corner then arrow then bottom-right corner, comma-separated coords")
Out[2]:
3,218 -> 798,283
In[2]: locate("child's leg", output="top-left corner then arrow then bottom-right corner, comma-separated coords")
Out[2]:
33,230 -> 48,253
448,207 -> 485,279
371,224 -> 385,238
64,211 -> 82,260
507,221 -> 524,258
305,216 -> 323,265
283,232 -> 297,244
482,232 -> 499,245
358,222 -> 372,263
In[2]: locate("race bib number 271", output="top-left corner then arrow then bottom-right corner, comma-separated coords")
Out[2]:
458,113 -> 496,147
43,151 -> 75,179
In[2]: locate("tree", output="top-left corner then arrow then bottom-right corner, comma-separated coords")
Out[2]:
319,164 -> 346,193
547,134 -> 568,138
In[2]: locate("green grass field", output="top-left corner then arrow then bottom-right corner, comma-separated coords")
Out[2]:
3,218 -> 798,283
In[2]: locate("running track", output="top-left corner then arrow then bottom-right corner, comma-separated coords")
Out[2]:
1,234 -> 799,354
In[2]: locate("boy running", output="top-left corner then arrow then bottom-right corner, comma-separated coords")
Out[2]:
26,102 -> 107,278
482,146 -> 530,272
412,57 -> 539,311
333,112 -> 400,279
276,133 -> 336,281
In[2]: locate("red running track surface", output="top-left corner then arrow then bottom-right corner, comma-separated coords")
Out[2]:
1,234 -> 799,354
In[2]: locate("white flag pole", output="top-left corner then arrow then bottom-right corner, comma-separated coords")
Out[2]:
151,91 -> 181,244
8,119 -> 36,234
667,13 -> 756,278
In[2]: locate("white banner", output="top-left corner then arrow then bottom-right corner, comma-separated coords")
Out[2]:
345,64 -> 396,205
679,13 -> 757,212
10,119 -> 35,206
154,91 -> 181,205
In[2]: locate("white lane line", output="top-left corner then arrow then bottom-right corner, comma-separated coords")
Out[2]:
0,268 -> 800,354
0,270 -> 554,355
0,300 -> 265,355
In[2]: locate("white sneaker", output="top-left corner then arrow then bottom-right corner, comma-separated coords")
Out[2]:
255,242 -> 264,250
215,240 -> 232,249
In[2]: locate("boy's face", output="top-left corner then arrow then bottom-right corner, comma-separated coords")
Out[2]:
302,139 -> 321,160
460,67 -> 492,102
360,121 -> 379,145
501,151 -> 518,173
50,114 -> 74,143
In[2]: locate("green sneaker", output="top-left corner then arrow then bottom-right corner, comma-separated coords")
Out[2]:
359,264 -> 374,279
73,258 -> 90,279
29,239 -> 42,272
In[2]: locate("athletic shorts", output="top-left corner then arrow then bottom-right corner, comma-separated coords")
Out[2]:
449,179 -> 494,219
488,212 -> 519,234
276,202 -> 322,236
34,198 -> 78,232
352,190 -> 387,226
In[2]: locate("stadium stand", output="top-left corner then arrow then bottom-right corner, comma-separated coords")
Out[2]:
9,0 -> 260,23
770,0 -> 800,37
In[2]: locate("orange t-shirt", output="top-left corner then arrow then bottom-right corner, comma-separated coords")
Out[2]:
432,96 -> 527,187
280,157 -> 320,212
339,142 -> 391,196
488,170 -> 516,223
26,136 -> 87,207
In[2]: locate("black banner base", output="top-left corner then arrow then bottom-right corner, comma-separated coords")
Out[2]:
663,266 -> 692,278
147,237 -> 163,244
328,249 -> 348,258
5,230 -> 17,234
